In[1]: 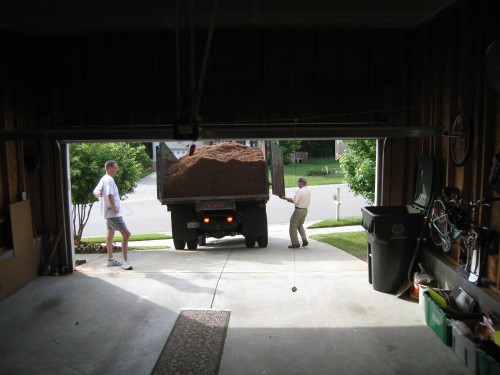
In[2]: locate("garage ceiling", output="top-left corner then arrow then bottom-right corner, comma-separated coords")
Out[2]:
0,0 -> 456,35
0,0 -> 456,141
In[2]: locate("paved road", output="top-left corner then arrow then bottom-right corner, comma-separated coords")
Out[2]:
82,173 -> 369,237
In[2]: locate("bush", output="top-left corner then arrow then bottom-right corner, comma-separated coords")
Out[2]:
74,241 -> 104,254
305,168 -> 329,176
74,241 -> 124,254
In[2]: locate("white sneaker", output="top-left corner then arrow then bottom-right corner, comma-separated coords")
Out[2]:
107,258 -> 122,267
122,261 -> 133,270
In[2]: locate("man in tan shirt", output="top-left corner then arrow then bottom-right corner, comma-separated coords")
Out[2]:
281,177 -> 312,248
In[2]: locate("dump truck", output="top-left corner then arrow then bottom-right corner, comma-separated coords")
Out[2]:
156,141 -> 284,250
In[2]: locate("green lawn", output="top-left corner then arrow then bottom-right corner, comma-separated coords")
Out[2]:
310,231 -> 367,262
139,168 -> 155,179
283,157 -> 344,188
81,233 -> 171,243
308,217 -> 362,228
78,233 -> 171,252
308,217 -> 367,261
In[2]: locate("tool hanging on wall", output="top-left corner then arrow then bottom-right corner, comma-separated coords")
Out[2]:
40,228 -> 63,276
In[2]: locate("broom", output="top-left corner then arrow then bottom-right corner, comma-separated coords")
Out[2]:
396,194 -> 435,298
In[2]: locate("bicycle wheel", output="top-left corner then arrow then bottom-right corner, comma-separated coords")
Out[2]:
428,198 -> 447,248
449,112 -> 473,167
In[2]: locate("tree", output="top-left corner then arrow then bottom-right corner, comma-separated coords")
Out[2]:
339,140 -> 376,204
299,140 -> 335,158
276,140 -> 302,164
69,143 -> 150,242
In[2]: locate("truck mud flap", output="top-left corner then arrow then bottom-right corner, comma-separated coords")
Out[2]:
239,203 -> 267,238
171,204 -> 198,241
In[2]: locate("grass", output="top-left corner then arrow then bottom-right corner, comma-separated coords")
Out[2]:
81,233 -> 171,243
283,157 -> 344,188
308,217 -> 367,261
310,231 -> 367,262
308,217 -> 362,228
139,168 -> 155,179
79,233 -> 171,251
129,245 -> 169,250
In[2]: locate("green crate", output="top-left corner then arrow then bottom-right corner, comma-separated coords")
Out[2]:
424,291 -> 482,346
477,348 -> 500,375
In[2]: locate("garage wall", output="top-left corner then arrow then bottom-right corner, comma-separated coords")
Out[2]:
404,1 -> 500,231
1,31 -> 68,296
33,29 -> 404,126
2,26 -> 418,210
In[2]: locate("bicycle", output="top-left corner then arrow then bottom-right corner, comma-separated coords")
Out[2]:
428,186 -> 469,253
429,188 -> 498,285
446,111 -> 473,167
454,197 -> 499,284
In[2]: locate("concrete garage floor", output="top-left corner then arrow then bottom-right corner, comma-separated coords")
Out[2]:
0,224 -> 472,375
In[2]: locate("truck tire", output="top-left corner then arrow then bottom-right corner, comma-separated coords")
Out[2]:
186,239 -> 198,250
245,236 -> 256,248
257,235 -> 268,248
198,235 -> 206,246
174,239 -> 186,250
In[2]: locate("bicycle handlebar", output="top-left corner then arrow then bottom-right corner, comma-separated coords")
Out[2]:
467,196 -> 500,208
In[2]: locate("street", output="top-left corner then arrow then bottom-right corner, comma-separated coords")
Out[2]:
82,173 -> 369,238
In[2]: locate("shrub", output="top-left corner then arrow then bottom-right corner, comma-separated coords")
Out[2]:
305,168 -> 329,176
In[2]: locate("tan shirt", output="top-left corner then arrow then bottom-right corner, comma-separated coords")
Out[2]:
293,187 -> 311,208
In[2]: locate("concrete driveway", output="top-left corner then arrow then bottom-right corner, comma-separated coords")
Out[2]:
0,224 -> 471,375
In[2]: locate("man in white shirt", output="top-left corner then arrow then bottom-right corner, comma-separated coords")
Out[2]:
281,177 -> 312,248
93,160 -> 133,270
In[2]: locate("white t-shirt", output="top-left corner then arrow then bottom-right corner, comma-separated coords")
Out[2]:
93,174 -> 122,218
293,187 -> 311,208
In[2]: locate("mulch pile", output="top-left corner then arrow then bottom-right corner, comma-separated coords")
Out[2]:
162,142 -> 268,198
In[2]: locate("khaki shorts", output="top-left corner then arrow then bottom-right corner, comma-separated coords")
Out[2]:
106,216 -> 127,231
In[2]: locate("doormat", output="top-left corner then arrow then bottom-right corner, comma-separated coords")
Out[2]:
151,309 -> 231,375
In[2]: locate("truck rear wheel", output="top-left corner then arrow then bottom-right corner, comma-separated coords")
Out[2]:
173,239 -> 186,250
257,235 -> 268,248
245,236 -> 256,248
186,240 -> 198,250
198,235 -> 206,246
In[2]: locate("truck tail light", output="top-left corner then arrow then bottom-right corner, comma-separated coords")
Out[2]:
227,216 -> 234,223
203,217 -> 210,224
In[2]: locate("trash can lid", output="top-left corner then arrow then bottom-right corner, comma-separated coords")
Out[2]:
413,155 -> 433,208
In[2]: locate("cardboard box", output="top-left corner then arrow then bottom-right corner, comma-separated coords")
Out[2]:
0,200 -> 37,302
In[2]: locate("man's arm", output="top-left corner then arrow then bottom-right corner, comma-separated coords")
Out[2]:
280,195 -> 295,204
92,182 -> 102,199
108,194 -> 118,213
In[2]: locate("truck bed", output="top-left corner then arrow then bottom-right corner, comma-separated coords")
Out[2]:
159,194 -> 269,205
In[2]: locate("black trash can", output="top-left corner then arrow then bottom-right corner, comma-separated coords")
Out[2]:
361,156 -> 433,294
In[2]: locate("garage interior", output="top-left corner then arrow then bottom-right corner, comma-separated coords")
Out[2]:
1,0 -> 500,373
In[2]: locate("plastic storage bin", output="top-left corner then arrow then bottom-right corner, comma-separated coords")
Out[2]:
452,325 -> 478,372
361,156 -> 433,294
424,291 -> 481,347
477,347 -> 500,375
